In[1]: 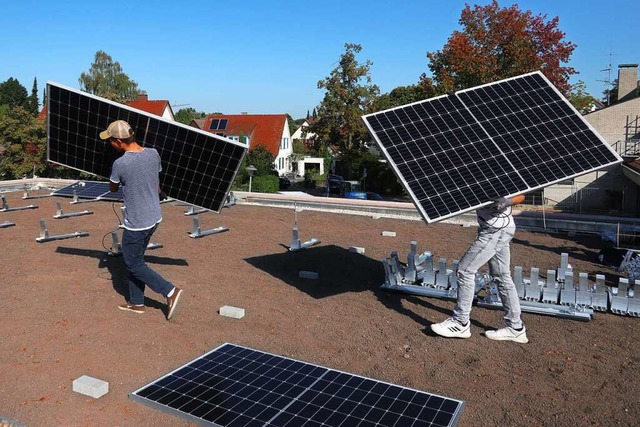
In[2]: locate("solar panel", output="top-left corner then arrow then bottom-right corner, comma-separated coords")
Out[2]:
52,181 -> 123,201
130,343 -> 464,426
362,71 -> 622,223
46,82 -> 247,213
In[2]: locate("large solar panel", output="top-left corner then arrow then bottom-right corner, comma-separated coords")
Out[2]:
363,71 -> 622,223
47,82 -> 247,213
52,180 -> 123,201
130,343 -> 464,426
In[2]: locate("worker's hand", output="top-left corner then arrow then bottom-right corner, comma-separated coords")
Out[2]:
159,190 -> 168,201
494,197 -> 510,210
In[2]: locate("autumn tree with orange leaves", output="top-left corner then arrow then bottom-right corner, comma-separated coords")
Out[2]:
421,1 -> 576,95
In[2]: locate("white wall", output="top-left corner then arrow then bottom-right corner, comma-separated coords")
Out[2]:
275,117 -> 293,176
296,157 -> 324,176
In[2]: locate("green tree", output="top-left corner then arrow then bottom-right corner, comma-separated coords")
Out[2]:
423,1 -> 576,94
245,145 -> 276,176
373,84 -> 430,111
286,114 -> 298,136
312,43 -> 380,156
174,107 -> 206,125
0,78 -> 29,109
28,77 -> 39,116
567,80 -> 596,114
232,145 -> 278,192
0,106 -> 47,179
79,50 -> 140,101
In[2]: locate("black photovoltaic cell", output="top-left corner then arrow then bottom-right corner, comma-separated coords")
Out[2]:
52,181 -> 123,201
362,71 -> 622,223
47,82 -> 247,213
130,343 -> 464,426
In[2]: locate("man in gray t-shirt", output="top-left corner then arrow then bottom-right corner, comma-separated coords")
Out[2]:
431,195 -> 527,343
101,120 -> 183,320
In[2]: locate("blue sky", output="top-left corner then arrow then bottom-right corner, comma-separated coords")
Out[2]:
1,1 -> 638,118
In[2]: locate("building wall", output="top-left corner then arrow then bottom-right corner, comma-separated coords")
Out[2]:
161,107 -> 174,121
296,157 -> 325,177
618,65 -> 639,102
585,98 -> 640,146
274,118 -> 293,176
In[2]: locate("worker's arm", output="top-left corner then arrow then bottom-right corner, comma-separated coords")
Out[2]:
109,181 -> 120,193
510,194 -> 525,205
495,194 -> 525,210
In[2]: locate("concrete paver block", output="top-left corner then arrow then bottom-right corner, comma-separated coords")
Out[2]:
220,306 -> 245,319
73,375 -> 108,399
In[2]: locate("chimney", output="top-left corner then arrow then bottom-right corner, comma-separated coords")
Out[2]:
136,93 -> 149,101
617,64 -> 639,102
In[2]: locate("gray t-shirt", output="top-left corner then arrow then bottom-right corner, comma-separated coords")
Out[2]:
476,202 -> 515,230
110,148 -> 163,230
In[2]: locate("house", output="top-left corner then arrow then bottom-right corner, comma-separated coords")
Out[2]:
125,93 -> 175,121
542,64 -> 640,214
193,113 -> 292,176
291,118 -> 317,147
291,118 -> 325,177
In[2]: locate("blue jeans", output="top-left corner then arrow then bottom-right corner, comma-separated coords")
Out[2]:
121,224 -> 173,305
453,225 -> 523,329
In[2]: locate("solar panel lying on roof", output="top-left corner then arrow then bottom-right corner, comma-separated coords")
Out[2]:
363,71 -> 622,223
46,82 -> 247,213
52,181 -> 123,202
130,343 -> 464,426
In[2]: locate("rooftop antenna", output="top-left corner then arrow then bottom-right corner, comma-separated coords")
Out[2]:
597,51 -> 615,105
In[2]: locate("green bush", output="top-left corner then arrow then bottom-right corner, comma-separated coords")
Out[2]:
250,175 -> 279,193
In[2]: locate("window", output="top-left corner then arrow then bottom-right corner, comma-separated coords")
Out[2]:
282,137 -> 289,149
209,119 -> 228,130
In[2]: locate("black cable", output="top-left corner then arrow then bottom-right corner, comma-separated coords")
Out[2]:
111,201 -> 122,225
101,201 -> 123,253
482,205 -> 513,233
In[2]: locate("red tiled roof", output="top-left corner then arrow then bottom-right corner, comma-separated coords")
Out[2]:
191,118 -> 206,129
126,99 -> 171,117
201,114 -> 287,156
38,96 -> 172,121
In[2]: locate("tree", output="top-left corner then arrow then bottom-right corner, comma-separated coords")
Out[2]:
312,43 -> 379,157
79,50 -> 140,101
0,106 -> 47,179
423,1 -> 576,94
174,107 -> 206,125
28,77 -> 39,116
567,80 -> 596,114
373,84 -> 431,112
245,145 -> 276,176
286,114 -> 298,136
0,78 -> 28,109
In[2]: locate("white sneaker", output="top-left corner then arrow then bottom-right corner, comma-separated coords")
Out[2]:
485,326 -> 528,343
430,318 -> 471,339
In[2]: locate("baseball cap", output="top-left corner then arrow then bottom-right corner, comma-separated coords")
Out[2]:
99,120 -> 134,140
